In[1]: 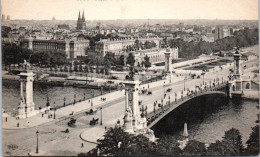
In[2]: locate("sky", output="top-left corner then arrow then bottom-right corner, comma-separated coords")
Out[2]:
1,0 -> 258,20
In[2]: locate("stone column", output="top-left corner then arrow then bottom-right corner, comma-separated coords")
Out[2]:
125,89 -> 129,111
164,49 -> 173,74
233,50 -> 241,79
18,71 -> 35,119
65,40 -> 70,59
28,37 -> 33,50
124,80 -> 141,129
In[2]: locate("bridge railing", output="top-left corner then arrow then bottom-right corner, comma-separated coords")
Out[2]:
146,81 -> 228,126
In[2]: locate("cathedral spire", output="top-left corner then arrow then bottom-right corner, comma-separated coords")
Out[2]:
82,10 -> 85,21
78,11 -> 81,21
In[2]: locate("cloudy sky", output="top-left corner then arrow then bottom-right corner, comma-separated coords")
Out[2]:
1,0 -> 258,20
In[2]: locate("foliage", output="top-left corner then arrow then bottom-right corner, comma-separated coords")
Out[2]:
155,135 -> 182,156
183,140 -> 206,156
118,55 -> 125,66
81,127 -> 157,156
245,125 -> 259,155
144,55 -> 152,68
144,41 -> 157,49
2,43 -> 33,66
207,128 -> 244,156
126,53 -> 135,66
167,28 -> 258,58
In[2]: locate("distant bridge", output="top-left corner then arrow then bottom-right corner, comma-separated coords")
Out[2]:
146,82 -> 229,128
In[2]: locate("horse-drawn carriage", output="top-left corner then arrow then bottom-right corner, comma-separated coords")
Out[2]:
68,118 -> 77,127
85,108 -> 97,115
166,88 -> 172,93
140,89 -> 147,94
90,118 -> 99,126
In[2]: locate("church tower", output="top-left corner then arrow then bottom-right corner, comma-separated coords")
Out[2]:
76,11 -> 82,30
81,10 -> 86,30
76,10 -> 86,30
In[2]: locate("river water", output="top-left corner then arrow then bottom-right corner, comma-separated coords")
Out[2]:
2,80 -> 259,145
2,79 -> 104,114
151,94 -> 259,145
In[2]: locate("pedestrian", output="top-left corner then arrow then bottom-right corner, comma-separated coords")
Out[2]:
5,117 -> 7,122
42,113 -> 44,117
51,114 -> 52,118
81,143 -> 84,148
105,126 -> 107,131
17,122 -> 19,127
101,97 -> 102,101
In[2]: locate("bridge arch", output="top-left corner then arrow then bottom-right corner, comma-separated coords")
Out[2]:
147,91 -> 227,129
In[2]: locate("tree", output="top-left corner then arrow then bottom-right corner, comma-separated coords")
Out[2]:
81,127 -> 157,156
118,55 -> 125,66
74,65 -> 78,72
207,128 -> 244,156
79,64 -> 83,72
64,66 -> 68,72
155,135 -> 182,156
183,140 -> 206,156
126,53 -> 135,66
245,108 -> 259,156
222,128 -> 244,154
245,125 -> 259,155
144,55 -> 151,68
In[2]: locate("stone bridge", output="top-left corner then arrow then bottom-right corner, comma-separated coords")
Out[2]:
146,82 -> 229,128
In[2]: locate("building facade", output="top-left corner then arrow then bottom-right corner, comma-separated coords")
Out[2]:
132,47 -> 178,66
21,37 -> 90,59
95,36 -> 162,56
214,25 -> 224,41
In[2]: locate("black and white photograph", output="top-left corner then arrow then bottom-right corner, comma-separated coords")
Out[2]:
1,0 -> 259,156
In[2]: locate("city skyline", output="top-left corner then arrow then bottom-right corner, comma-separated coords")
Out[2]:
1,0 -> 258,21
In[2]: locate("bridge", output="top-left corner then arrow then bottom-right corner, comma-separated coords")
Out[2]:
146,82 -> 229,128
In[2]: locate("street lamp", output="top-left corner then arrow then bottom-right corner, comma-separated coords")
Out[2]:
64,97 -> 66,107
168,95 -> 170,107
163,81 -> 165,95
100,107 -> 102,125
184,78 -> 186,91
53,102 -> 56,119
202,73 -> 205,85
36,130 -> 39,154
153,102 -> 156,113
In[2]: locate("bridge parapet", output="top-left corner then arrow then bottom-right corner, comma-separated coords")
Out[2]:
146,82 -> 229,128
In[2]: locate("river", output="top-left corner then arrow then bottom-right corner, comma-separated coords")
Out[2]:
2,79 -> 105,114
151,94 -> 259,145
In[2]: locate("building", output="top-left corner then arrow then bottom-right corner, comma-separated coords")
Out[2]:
214,25 -> 224,41
95,36 -> 162,56
2,14 -> 5,21
132,47 -> 178,66
57,24 -> 70,30
76,11 -> 86,30
21,36 -> 90,59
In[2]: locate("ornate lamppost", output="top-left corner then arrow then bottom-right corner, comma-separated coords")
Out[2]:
100,107 -> 103,125
36,130 -> 39,154
53,102 -> 56,119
